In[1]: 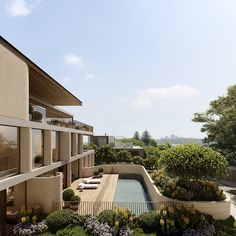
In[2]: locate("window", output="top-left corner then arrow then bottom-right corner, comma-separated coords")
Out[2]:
52,131 -> 60,162
0,126 -> 19,179
32,129 -> 44,168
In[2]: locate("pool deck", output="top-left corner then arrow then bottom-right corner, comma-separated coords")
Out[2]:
70,174 -> 119,202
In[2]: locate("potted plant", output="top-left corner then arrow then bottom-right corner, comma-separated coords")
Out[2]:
98,168 -> 104,177
70,195 -> 81,211
93,170 -> 99,178
62,189 -> 74,208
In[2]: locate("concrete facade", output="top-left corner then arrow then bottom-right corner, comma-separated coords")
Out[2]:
0,36 -> 95,234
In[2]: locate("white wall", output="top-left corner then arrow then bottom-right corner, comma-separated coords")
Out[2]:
0,44 -> 29,120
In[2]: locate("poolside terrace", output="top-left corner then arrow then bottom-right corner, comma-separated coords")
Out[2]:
70,174 -> 119,202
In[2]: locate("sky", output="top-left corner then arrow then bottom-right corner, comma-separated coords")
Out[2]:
1,0 -> 236,139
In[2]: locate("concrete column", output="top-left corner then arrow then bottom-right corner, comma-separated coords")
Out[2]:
60,132 -> 71,160
89,154 -> 92,167
78,158 -> 83,178
66,163 -> 72,186
44,130 -> 52,165
91,153 -> 95,166
13,182 -> 26,210
20,127 -> 32,173
78,134 -> 83,154
71,160 -> 79,180
0,190 -> 6,236
72,133 -> 78,156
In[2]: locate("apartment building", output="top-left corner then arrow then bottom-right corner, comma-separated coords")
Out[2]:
0,36 -> 95,235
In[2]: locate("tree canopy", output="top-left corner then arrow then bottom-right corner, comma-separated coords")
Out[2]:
192,84 -> 236,165
159,144 -> 228,180
133,131 -> 140,140
141,130 -> 152,145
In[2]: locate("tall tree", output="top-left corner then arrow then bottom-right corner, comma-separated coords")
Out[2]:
141,130 -> 152,146
133,131 -> 140,140
192,84 -> 236,164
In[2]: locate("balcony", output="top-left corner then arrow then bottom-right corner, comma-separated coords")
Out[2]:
29,101 -> 93,132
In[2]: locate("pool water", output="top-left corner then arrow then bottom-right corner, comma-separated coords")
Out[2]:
113,178 -> 153,215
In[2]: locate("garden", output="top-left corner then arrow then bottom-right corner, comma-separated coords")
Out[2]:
12,204 -> 236,236
12,143 -> 236,235
152,144 -> 228,202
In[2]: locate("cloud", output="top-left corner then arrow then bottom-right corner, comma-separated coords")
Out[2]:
141,85 -> 199,99
131,98 -> 152,108
6,0 -> 30,16
62,76 -> 71,83
130,85 -> 199,108
85,73 -> 95,80
64,53 -> 84,68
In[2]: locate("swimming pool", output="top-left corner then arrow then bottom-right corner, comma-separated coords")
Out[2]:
113,175 -> 153,215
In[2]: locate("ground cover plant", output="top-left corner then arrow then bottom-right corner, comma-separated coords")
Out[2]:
13,204 -> 48,235
38,206 -> 236,236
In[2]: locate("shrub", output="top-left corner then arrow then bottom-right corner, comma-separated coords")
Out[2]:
132,156 -> 144,166
113,207 -> 136,230
183,222 -> 215,236
152,170 -> 226,201
95,145 -> 116,164
154,204 -> 213,235
63,189 -> 75,201
138,211 -> 159,231
215,216 -> 236,236
70,195 -> 81,205
143,157 -> 159,170
98,209 -> 115,226
116,150 -> 132,163
18,204 -> 47,225
159,144 -> 228,180
84,216 -> 113,236
98,167 -> 104,173
13,220 -> 48,235
56,226 -> 87,236
46,209 -> 78,233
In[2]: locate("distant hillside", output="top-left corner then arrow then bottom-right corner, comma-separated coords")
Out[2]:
156,135 -> 203,145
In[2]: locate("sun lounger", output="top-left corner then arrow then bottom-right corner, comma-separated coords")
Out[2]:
83,178 -> 101,184
78,183 -> 98,189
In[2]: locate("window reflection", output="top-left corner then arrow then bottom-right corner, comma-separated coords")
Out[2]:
0,126 -> 19,179
52,131 -> 60,162
32,129 -> 44,167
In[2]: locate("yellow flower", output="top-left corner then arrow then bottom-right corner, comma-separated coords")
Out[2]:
162,210 -> 167,216
233,221 -> 236,228
124,213 -> 128,219
119,208 -> 124,214
160,219 -> 165,225
115,220 -> 119,227
168,207 -> 174,213
170,219 -> 175,226
201,215 -> 205,221
129,217 -> 133,222
21,217 -> 27,224
156,210 -> 160,215
183,217 -> 189,225
27,207 -> 32,214
32,215 -> 37,222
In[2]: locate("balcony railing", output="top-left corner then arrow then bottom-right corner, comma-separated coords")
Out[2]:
52,201 -> 174,216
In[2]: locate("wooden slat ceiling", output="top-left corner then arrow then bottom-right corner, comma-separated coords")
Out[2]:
29,67 -> 82,106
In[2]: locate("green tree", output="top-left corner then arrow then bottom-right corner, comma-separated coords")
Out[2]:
143,157 -> 159,170
141,130 -> 152,146
95,145 -> 116,164
159,144 -> 228,180
150,139 -> 157,147
192,85 -> 236,165
132,156 -> 144,166
116,150 -> 132,163
133,131 -> 140,140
